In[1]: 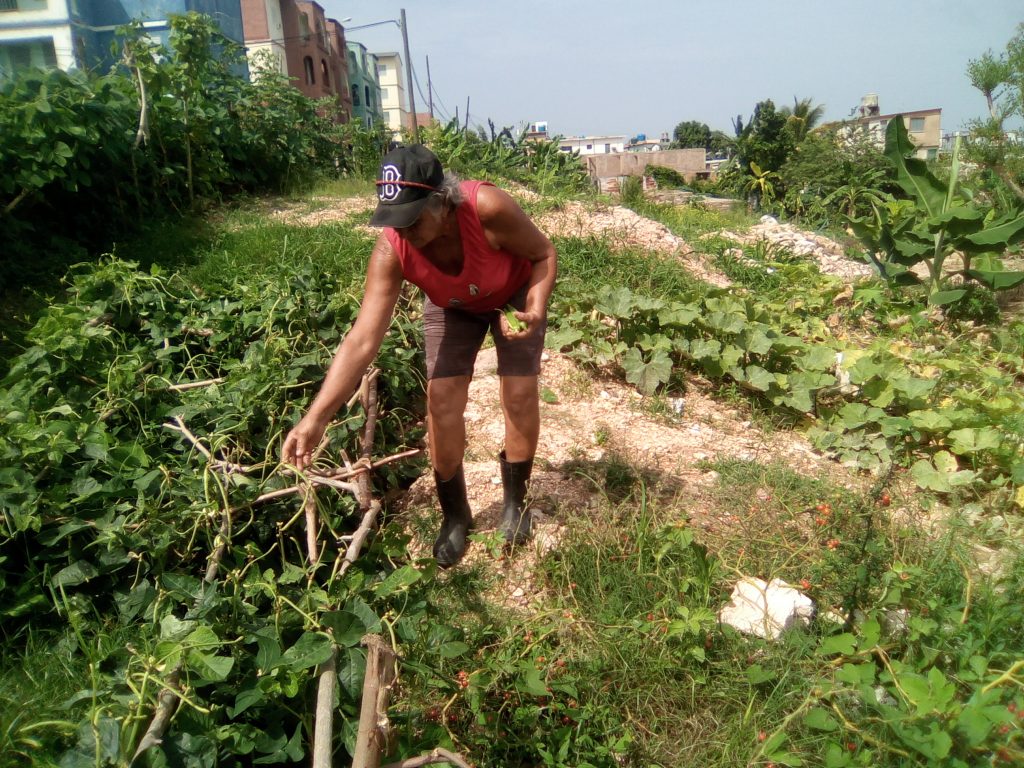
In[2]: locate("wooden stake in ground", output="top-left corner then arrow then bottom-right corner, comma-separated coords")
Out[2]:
351,634 -> 399,768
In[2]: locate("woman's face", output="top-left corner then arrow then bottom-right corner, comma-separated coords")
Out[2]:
394,197 -> 448,249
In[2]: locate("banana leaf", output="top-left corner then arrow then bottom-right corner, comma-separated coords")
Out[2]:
961,210 -> 1024,250
964,269 -> 1024,291
884,119 -> 947,218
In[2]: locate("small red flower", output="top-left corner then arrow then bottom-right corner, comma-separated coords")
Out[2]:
799,578 -> 811,590
758,730 -> 767,742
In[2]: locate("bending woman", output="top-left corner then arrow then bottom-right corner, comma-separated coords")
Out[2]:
282,145 -> 557,567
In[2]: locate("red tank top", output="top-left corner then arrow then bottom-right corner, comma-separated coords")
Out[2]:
385,180 -> 532,312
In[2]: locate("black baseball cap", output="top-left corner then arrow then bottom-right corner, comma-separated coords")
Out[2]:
369,145 -> 444,228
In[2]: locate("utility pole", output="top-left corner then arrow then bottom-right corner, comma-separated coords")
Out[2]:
464,96 -> 470,132
426,55 -> 434,120
400,8 -> 419,143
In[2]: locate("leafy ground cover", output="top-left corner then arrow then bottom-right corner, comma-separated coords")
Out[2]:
2,185 -> 1023,767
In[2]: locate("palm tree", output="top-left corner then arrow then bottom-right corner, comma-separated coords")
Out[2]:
780,97 -> 826,142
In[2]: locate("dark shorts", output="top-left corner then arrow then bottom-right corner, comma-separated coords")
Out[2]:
423,283 -> 546,379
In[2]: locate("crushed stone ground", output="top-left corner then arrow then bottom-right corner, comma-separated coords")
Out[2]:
395,347 -> 862,612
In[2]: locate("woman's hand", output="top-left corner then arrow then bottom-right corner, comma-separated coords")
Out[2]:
282,414 -> 329,471
500,308 -> 544,339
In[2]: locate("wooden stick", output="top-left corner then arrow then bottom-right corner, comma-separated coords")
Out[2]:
379,748 -> 473,768
304,486 -> 319,567
312,649 -> 337,768
351,634 -> 398,768
166,377 -> 225,391
314,371 -> 381,766
132,507 -> 230,763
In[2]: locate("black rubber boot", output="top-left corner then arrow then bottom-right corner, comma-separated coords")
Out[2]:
433,465 -> 473,568
499,451 -> 533,546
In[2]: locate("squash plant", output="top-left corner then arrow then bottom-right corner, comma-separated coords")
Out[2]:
849,118 -> 1024,304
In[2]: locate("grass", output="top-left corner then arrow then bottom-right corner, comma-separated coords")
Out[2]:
394,452 -> 1024,767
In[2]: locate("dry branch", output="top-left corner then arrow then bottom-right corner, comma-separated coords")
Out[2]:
163,416 -> 255,473
304,486 -> 319,566
351,634 -> 399,768
166,377 -> 225,391
380,749 -> 473,768
132,507 -> 230,763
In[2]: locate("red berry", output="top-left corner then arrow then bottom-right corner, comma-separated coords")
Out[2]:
879,491 -> 891,507
799,578 -> 811,590
847,741 -> 857,751
758,730 -> 767,742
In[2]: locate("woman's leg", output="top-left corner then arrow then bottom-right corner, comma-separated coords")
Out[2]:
499,375 -> 540,461
498,375 -> 539,545
427,375 -> 473,479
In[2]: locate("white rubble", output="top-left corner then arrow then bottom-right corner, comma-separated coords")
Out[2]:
719,577 -> 816,639
708,218 -> 876,282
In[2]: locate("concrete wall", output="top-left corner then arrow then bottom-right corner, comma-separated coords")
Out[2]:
584,148 -> 706,181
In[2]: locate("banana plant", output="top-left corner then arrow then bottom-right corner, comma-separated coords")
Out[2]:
849,118 -> 1024,304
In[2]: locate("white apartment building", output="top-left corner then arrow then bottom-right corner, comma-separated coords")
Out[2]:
0,0 -> 75,79
375,51 -> 406,137
558,135 -> 628,156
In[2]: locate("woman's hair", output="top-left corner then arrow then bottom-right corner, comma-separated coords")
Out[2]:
431,172 -> 464,209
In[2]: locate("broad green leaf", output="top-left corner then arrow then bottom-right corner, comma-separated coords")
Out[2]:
947,427 -> 1000,455
50,560 -> 98,588
254,627 -> 282,672
337,646 -> 366,697
743,365 -> 775,392
658,303 -> 699,327
279,631 -> 334,671
438,641 -> 471,658
623,347 -> 672,395
345,597 -> 382,635
907,410 -> 952,431
818,633 -> 856,656
963,210 -> 1024,249
546,325 -> 584,351
321,610 -> 367,647
189,651 -> 234,682
884,118 -> 946,217
231,680 -> 265,718
911,451 -> 976,492
803,707 -> 839,732
928,289 -> 966,306
891,376 -> 936,401
594,286 -> 636,318
689,338 -> 721,360
801,346 -> 836,371
745,664 -> 775,684
517,665 -> 549,697
374,565 -> 422,599
964,268 -> 1024,291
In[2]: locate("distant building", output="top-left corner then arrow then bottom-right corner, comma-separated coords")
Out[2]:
241,0 -> 351,119
0,0 -> 246,81
626,132 -> 670,153
346,40 -> 383,127
838,94 -> 942,160
522,121 -> 549,142
375,51 -> 406,137
559,135 -> 628,156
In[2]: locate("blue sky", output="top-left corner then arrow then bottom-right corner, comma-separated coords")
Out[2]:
324,0 -> 1021,139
